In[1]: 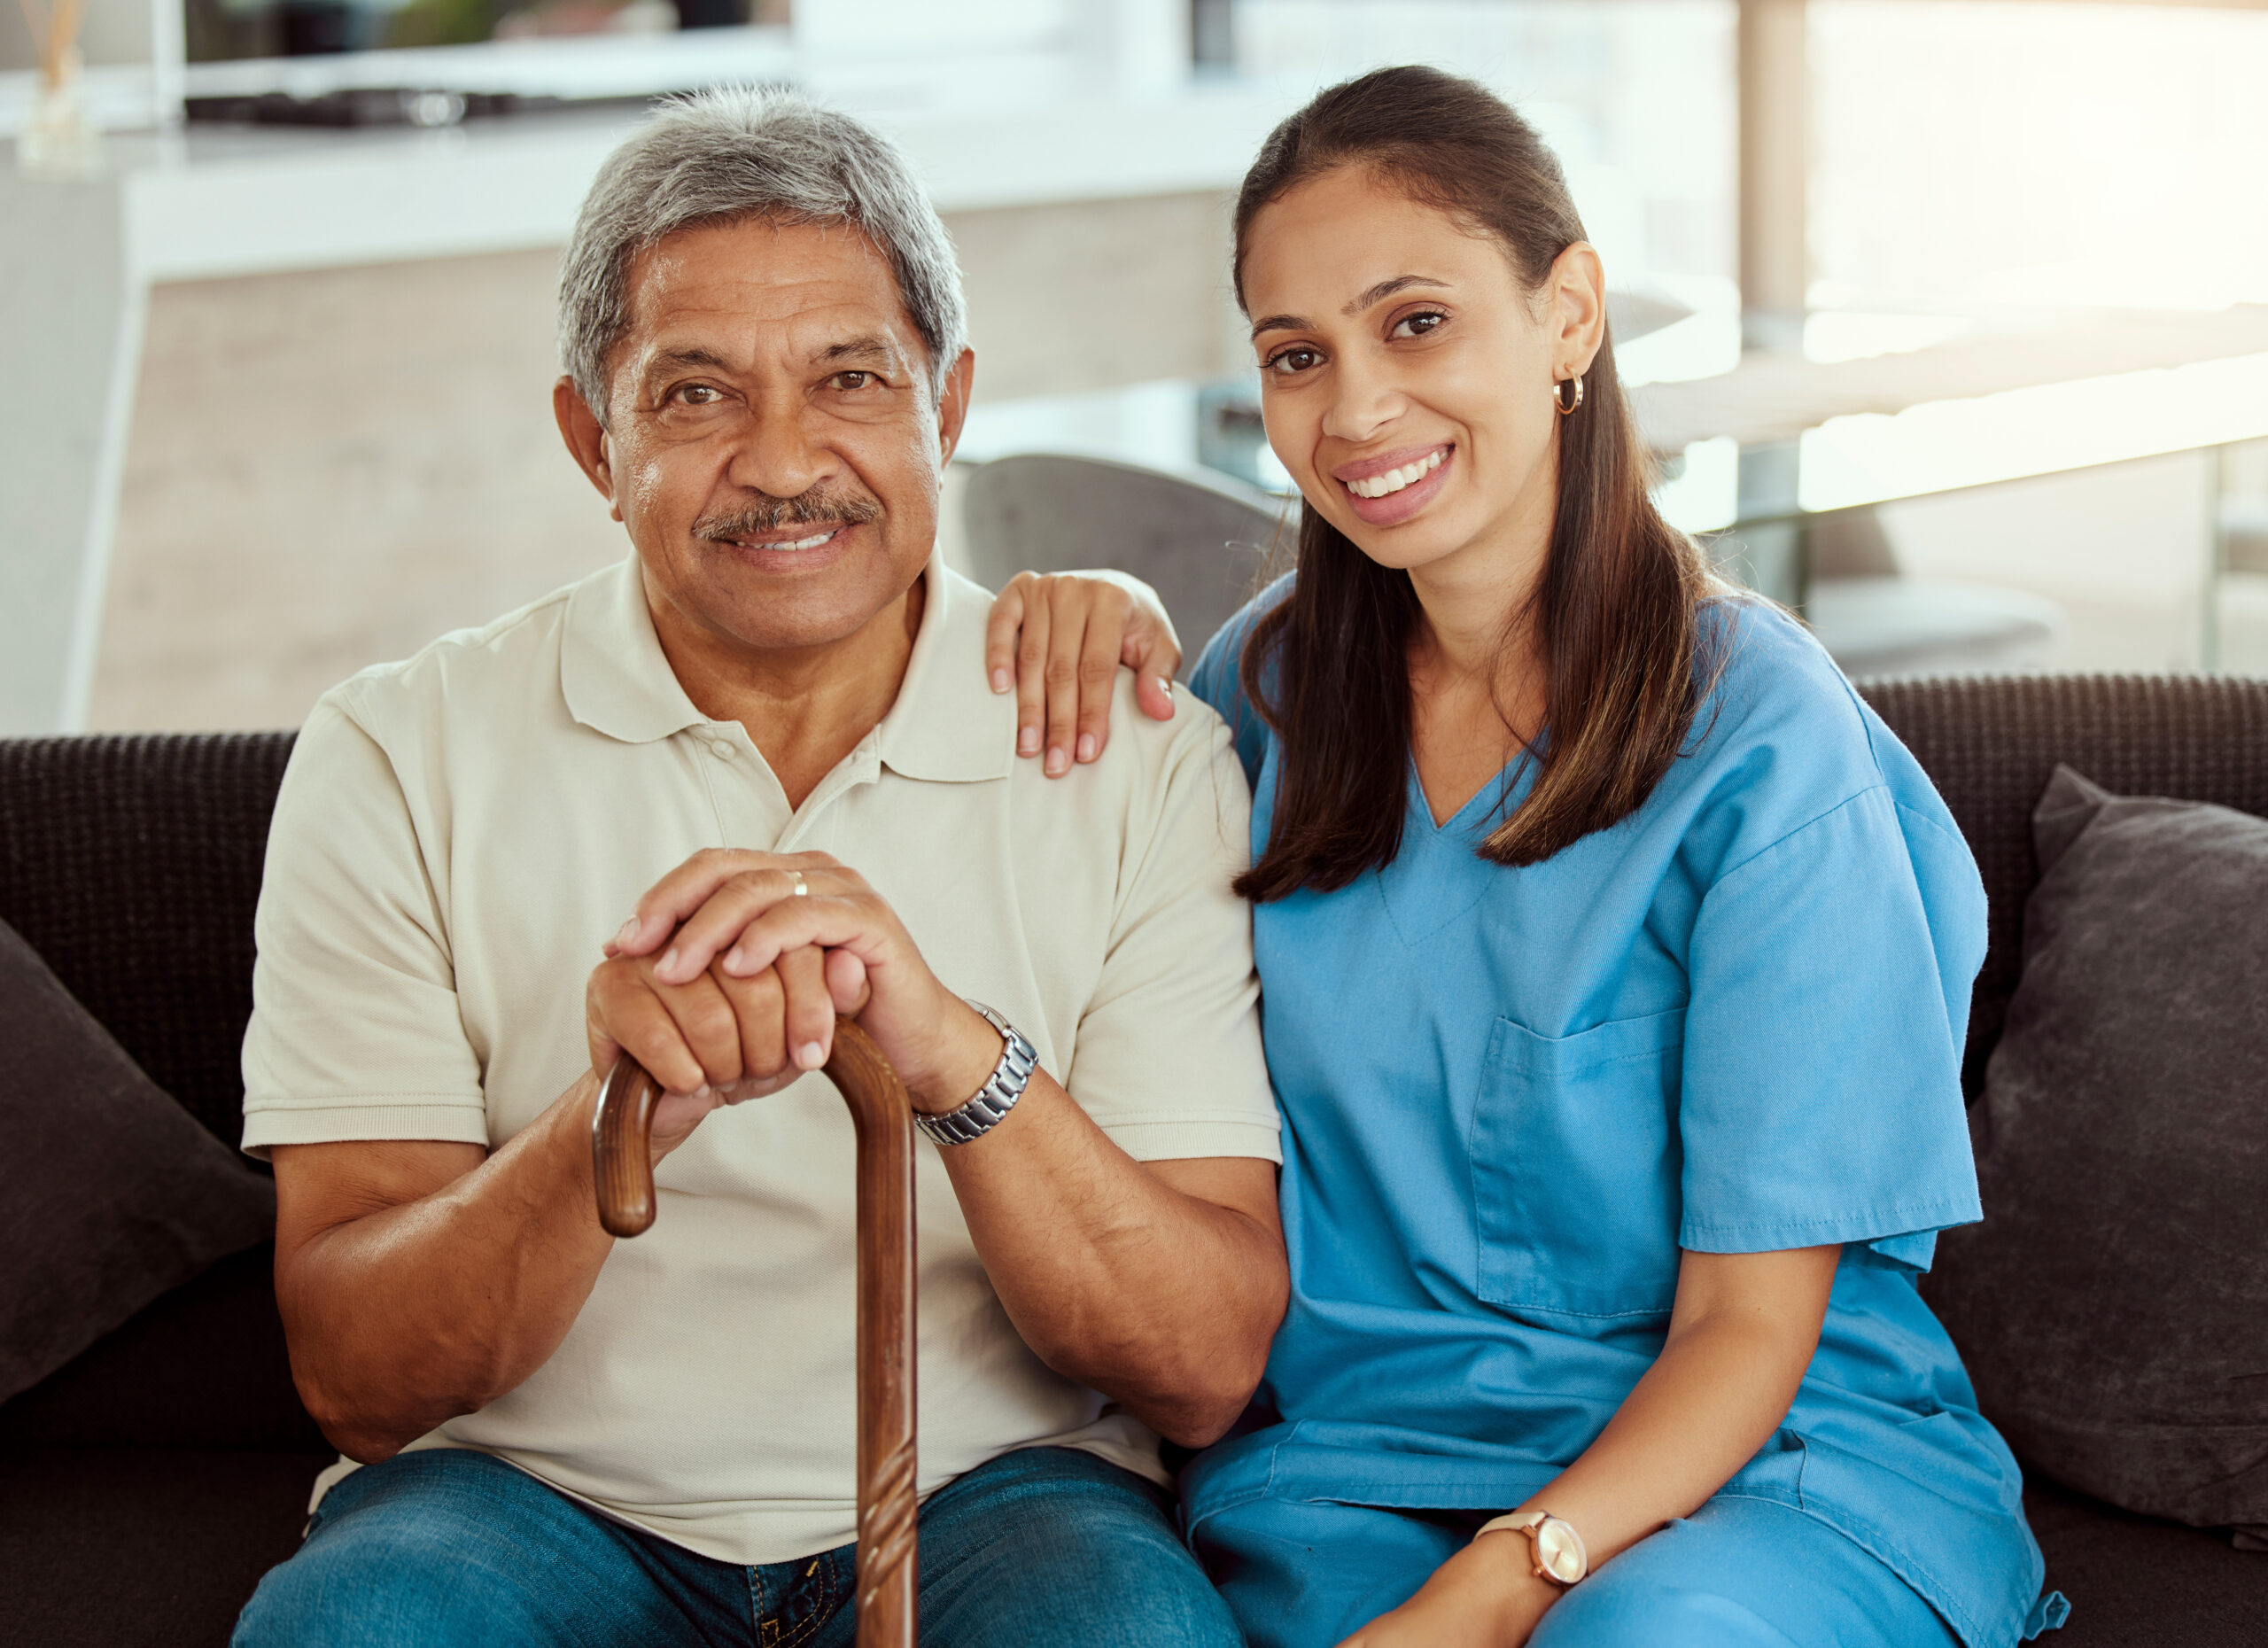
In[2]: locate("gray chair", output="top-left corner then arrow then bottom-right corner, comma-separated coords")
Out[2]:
1805,507 -> 2065,678
959,453 -> 1292,673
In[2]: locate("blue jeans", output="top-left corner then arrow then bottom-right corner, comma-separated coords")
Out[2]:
1194,1493 -> 1968,1648
235,1444 -> 1241,1648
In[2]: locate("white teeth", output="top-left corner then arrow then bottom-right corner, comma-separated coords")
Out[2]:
1348,448 -> 1446,499
760,529 -> 837,552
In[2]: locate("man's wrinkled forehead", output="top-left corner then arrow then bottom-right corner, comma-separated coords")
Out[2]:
614,216 -> 929,388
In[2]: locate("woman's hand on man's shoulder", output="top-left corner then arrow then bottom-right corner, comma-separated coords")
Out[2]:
983,570 -> 1180,777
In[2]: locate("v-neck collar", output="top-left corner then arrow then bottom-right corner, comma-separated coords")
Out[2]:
1409,747 -> 1539,839
1377,754 -> 1537,947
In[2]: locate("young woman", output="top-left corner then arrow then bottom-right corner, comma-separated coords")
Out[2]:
984,66 -> 2065,1648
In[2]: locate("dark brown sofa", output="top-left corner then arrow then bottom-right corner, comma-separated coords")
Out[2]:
3,675 -> 2264,1646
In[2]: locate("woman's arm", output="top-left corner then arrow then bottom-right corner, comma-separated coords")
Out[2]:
1340,1244 -> 1842,1648
981,571 -> 1181,773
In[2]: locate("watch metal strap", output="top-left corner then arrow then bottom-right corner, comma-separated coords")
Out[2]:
913,1001 -> 1037,1147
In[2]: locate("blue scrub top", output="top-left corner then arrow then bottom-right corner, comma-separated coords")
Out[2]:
1185,590 -> 2053,1648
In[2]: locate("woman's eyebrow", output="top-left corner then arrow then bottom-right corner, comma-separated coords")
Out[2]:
1250,275 -> 1455,339
1341,274 -> 1450,315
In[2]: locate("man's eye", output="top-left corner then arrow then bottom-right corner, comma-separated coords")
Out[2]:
831,370 -> 875,391
1264,346 -> 1322,377
1391,311 -> 1446,339
675,385 -> 721,405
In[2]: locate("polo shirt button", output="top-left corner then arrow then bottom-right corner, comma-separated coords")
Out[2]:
710,741 -> 734,759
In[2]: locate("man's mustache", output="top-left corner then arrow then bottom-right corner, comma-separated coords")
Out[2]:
694,488 -> 883,540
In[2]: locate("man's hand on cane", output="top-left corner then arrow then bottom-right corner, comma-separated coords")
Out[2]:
599,848 -> 1006,1131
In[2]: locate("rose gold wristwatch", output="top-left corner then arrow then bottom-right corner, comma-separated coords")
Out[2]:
1475,1509 -> 1589,1587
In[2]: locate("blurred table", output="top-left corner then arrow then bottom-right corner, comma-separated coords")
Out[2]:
1637,306 -> 2268,456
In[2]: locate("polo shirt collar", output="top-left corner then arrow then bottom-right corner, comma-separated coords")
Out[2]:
876,556 -> 1015,784
561,550 -> 1013,783
561,554 -> 709,745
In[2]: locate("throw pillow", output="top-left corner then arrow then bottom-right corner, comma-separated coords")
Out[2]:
0,915 -> 276,1403
1928,765 -> 2268,1537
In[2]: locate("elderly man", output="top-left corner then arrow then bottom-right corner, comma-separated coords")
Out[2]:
231,89 -> 1284,1648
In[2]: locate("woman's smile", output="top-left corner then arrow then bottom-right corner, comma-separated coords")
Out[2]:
1334,440 -> 1456,525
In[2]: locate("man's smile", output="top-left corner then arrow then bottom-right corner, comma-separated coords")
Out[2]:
712,525 -> 843,552
690,486 -> 885,572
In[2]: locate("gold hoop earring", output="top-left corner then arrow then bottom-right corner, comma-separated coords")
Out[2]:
1554,374 -> 1584,416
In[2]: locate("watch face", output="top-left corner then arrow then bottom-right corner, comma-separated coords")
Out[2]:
1535,1519 -> 1587,1584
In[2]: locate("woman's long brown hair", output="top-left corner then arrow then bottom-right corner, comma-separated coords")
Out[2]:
1231,66 -> 1714,902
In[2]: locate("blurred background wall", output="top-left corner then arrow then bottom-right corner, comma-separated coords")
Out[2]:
86,188 -> 1247,729
4,0 -> 2265,734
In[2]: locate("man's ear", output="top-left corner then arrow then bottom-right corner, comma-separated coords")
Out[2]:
934,347 -> 975,467
554,377 -> 623,523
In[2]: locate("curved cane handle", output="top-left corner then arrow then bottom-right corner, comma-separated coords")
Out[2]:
591,1055 -> 665,1238
590,1022 -> 918,1648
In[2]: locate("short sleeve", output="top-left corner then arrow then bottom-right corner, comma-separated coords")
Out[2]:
1060,694 -> 1280,1164
240,694 -> 490,1157
1677,784 -> 1984,1268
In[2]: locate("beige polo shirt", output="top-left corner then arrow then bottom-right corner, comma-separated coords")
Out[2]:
241,551 -> 1278,1566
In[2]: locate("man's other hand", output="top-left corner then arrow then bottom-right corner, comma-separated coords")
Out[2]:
604,850 -> 1003,1117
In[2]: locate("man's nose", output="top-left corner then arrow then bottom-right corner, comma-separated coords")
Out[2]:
726,396 -> 835,500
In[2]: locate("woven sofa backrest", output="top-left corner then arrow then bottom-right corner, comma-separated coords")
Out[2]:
1857,675 -> 2268,1096
0,675 -> 2262,1139
0,733 -> 294,1147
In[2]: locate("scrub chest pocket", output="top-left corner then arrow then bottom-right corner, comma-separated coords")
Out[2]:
1471,1009 -> 1686,1318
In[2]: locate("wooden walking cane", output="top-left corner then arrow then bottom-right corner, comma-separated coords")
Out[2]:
590,1022 -> 917,1648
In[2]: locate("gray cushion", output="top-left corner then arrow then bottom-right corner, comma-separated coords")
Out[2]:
2022,1478 -> 2268,1648
0,916 -> 275,1403
1927,765 -> 2268,1536
0,1449 -> 329,1648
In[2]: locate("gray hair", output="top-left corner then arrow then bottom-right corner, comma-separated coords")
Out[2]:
559,86 -> 967,425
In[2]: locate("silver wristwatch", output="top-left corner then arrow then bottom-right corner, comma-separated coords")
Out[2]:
914,1001 -> 1037,1147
